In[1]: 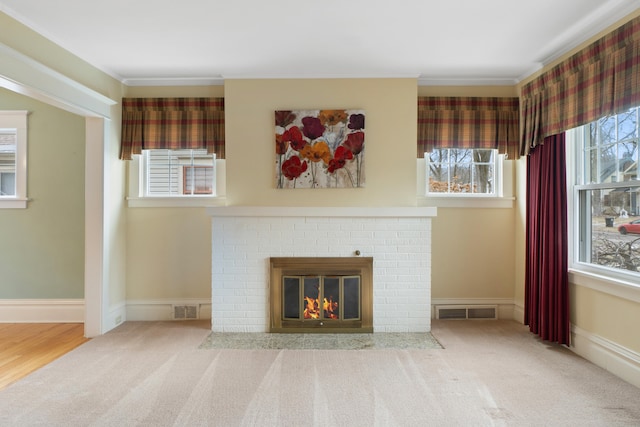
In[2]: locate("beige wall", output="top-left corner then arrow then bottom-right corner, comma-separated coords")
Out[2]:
513,158 -> 527,317
0,89 -> 85,298
431,208 -> 515,300
418,85 -> 518,302
122,86 -> 224,301
125,86 -> 225,98
225,78 -> 417,206
123,79 -> 421,300
125,208 -> 212,300
419,86 -> 517,98
123,80 -> 520,303
571,285 -> 640,351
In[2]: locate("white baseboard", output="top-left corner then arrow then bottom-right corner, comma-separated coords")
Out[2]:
0,298 -> 212,324
0,299 -> 84,322
512,303 -> 524,324
126,299 -> 212,321
431,298 -> 516,320
106,301 -> 127,331
571,324 -> 640,389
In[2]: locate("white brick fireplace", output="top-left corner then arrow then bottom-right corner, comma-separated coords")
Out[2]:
207,207 -> 436,333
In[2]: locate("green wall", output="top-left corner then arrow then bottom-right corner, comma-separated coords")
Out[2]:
0,88 -> 85,298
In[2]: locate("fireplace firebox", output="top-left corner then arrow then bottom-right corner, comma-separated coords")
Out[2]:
269,257 -> 373,333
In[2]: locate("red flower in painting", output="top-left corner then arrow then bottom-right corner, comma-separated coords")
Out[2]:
275,110 -> 297,128
327,146 -> 353,173
343,131 -> 365,155
301,116 -> 325,140
282,126 -> 306,151
282,155 -> 308,180
275,134 -> 289,155
348,113 -> 365,130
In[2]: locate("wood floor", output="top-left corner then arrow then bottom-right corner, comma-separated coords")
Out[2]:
0,323 -> 89,390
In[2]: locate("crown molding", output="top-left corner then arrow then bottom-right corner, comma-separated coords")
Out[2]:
426,0 -> 640,87
518,0 -> 640,84
220,72 -> 421,80
417,76 -> 518,87
123,76 -> 225,87
537,0 -> 640,67
124,74 -> 426,86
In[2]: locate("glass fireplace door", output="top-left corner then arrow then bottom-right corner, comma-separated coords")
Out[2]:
282,275 -> 361,322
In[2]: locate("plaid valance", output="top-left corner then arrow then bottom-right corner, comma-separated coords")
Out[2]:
520,15 -> 640,156
418,97 -> 520,159
120,98 -> 225,160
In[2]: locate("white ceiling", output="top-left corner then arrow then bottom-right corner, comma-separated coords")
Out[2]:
1,0 -> 639,86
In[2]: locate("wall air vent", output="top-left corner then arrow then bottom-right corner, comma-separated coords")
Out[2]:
173,305 -> 199,320
436,305 -> 497,320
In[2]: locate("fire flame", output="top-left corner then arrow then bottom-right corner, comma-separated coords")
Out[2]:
303,295 -> 338,319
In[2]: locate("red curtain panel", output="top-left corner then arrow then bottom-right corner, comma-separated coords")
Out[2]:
525,133 -> 570,345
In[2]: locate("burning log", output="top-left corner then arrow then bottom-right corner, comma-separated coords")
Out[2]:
303,290 -> 339,319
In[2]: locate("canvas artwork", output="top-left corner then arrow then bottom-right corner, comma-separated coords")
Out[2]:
275,109 -> 365,189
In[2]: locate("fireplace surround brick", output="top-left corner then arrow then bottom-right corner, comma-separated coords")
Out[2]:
209,207 -> 435,333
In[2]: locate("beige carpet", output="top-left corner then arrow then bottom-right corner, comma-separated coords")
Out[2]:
0,320 -> 639,426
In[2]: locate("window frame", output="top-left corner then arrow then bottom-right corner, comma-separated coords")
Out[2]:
425,148 -> 502,197
127,148 -> 226,208
417,148 -> 514,209
0,111 -> 28,209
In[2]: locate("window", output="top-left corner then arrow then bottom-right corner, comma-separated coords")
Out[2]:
0,131 -> 16,195
0,111 -> 28,208
127,148 -> 225,208
571,106 -> 640,278
142,149 -> 215,197
425,148 -> 502,196
183,165 -> 214,195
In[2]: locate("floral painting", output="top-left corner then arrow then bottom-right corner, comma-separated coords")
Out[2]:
275,109 -> 365,189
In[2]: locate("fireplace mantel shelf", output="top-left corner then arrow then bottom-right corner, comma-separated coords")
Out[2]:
207,206 -> 437,218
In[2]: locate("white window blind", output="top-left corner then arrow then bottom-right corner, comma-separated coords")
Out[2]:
143,149 -> 215,196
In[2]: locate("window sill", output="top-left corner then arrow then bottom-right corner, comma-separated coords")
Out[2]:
0,198 -> 29,209
416,196 -> 515,209
127,196 -> 227,208
569,268 -> 640,304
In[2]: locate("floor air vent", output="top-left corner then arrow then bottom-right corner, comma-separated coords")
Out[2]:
173,305 -> 199,320
436,305 -> 497,320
